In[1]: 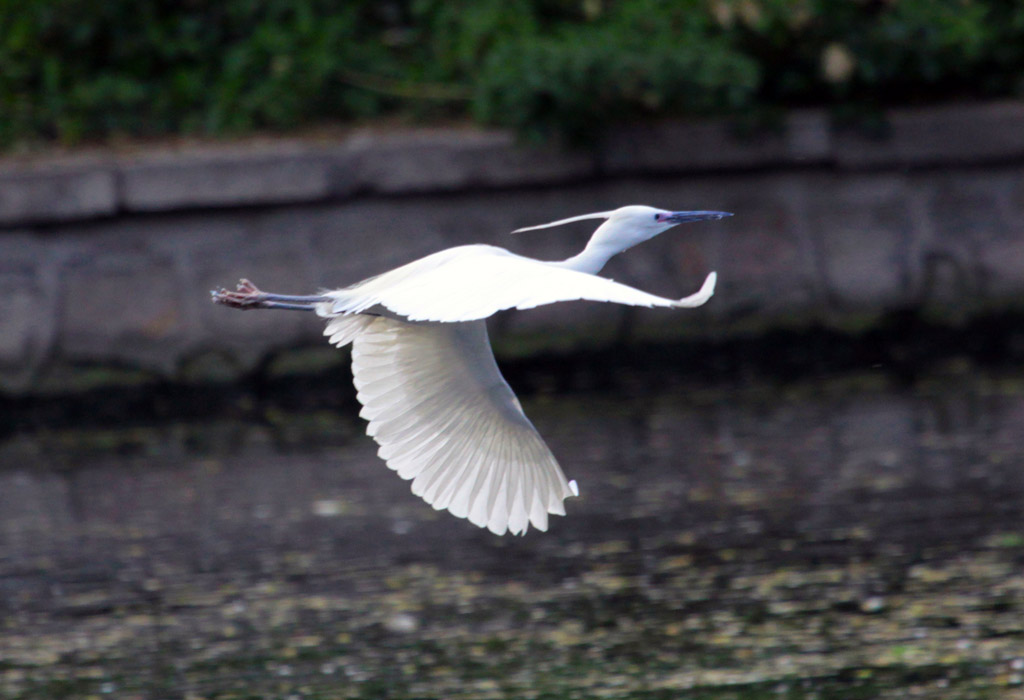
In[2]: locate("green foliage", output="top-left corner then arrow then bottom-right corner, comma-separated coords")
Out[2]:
475,0 -> 760,142
1,0 -> 1023,148
726,0 -> 1024,106
0,0 -> 393,145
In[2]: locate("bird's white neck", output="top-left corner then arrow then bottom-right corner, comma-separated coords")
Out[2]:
551,242 -> 621,274
547,216 -> 659,274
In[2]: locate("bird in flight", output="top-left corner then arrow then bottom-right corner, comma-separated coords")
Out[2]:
212,204 -> 730,535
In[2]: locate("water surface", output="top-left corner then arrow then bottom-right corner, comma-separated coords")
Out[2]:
2,366 -> 1023,698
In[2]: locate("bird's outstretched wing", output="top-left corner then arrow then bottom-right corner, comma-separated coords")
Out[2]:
318,245 -> 715,322
336,315 -> 577,535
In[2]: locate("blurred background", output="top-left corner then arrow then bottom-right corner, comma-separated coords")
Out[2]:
2,1 -> 1024,698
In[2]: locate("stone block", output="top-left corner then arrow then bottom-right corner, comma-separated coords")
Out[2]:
0,274 -> 48,393
981,171 -> 1024,304
807,176 -> 911,310
602,120 -> 788,175
710,176 -> 822,327
350,129 -> 596,194
59,256 -> 188,368
0,163 -> 116,227
927,175 -> 1009,244
134,213 -> 251,265
306,201 -> 451,289
121,146 -> 336,212
0,233 -> 57,391
0,229 -> 47,275
918,173 -> 1022,306
0,277 -> 41,361
977,237 -> 1024,306
1012,170 -> 1024,219
785,110 -> 832,163
1,113 -> 1022,379
471,138 -> 598,188
835,101 -> 1024,169
905,170 -> 1024,311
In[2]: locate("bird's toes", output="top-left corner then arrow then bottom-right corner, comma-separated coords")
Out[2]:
236,279 -> 260,294
212,287 -> 250,308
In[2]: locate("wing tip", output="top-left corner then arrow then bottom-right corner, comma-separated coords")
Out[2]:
675,271 -> 717,308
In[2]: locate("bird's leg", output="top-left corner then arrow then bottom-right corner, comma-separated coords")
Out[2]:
211,279 -> 328,311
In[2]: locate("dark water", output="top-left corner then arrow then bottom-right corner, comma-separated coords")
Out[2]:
2,364 -> 1024,699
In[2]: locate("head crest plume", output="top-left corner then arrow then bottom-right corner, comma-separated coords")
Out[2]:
511,210 -> 615,234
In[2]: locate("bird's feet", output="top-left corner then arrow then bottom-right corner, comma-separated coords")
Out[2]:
211,279 -> 264,309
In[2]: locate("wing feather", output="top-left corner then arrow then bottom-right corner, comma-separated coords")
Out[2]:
324,315 -> 376,346
344,316 -> 576,535
319,245 -> 715,323
433,409 -> 499,511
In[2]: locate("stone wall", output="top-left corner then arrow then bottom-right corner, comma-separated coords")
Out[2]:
2,102 -> 1024,393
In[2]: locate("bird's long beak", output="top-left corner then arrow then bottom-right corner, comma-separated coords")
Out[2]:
662,211 -> 733,224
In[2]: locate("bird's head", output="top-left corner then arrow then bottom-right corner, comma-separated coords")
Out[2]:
514,204 -> 732,254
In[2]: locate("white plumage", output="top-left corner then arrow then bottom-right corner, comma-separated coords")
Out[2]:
342,317 -> 574,535
212,204 -> 731,535
319,245 -> 716,322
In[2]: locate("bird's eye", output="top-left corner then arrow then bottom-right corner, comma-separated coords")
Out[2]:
653,213 -> 660,221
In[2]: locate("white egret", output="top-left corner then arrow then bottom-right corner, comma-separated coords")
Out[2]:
212,204 -> 730,535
